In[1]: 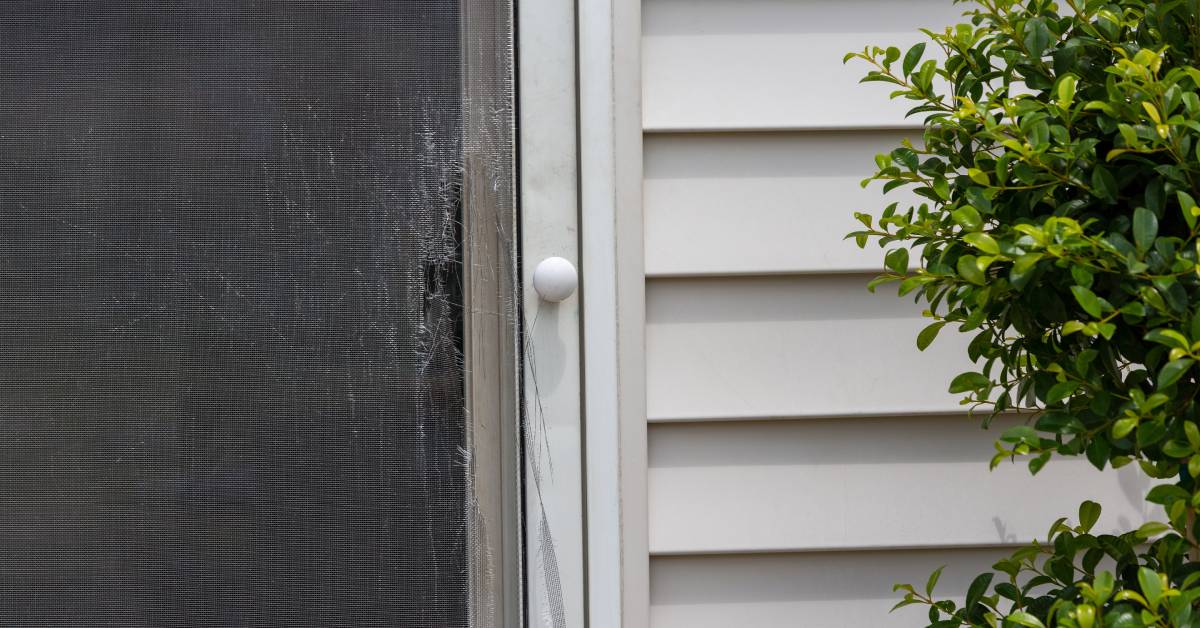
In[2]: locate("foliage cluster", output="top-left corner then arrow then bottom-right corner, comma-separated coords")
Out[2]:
847,0 -> 1200,625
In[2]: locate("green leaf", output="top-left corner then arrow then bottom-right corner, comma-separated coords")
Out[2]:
1146,329 -> 1191,350
1046,380 -> 1080,405
952,206 -> 983,230
995,582 -> 1021,602
1137,421 -> 1167,448
1038,413 -> 1081,437
1078,500 -> 1101,532
1071,265 -> 1094,288
916,321 -> 946,351
1103,607 -> 1138,628
1093,571 -> 1115,604
1007,610 -> 1046,628
925,565 -> 944,596
902,42 -> 925,77
966,187 -> 992,213
1028,120 -> 1050,148
1113,417 -> 1138,440
1138,567 -> 1163,607
1071,285 -> 1104,319
957,255 -> 986,285
932,177 -> 950,201
1133,206 -> 1158,250
1118,123 -> 1140,148
892,147 -> 919,170
1136,521 -> 1171,540
1120,301 -> 1145,318
967,168 -> 990,186
1146,485 -> 1189,504
1179,191 -> 1198,230
1063,320 -> 1086,337
963,232 -> 1000,255
1163,440 -> 1193,457
1185,422 -> 1200,450
1086,437 -> 1110,470
1029,451 -> 1051,474
1157,278 -> 1188,313
1022,17 -> 1052,57
883,46 -> 901,67
1001,425 -> 1038,444
1092,165 -> 1118,202
1137,285 -> 1166,312
1143,101 -> 1162,124
1158,358 -> 1194,388
964,572 -> 993,611
915,59 -> 936,92
1057,74 -> 1078,109
1013,252 -> 1044,274
884,248 -> 909,274
1115,590 -> 1150,608
949,371 -> 990,394
897,274 -> 935,296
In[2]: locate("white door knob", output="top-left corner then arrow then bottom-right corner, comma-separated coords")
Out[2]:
533,256 -> 578,302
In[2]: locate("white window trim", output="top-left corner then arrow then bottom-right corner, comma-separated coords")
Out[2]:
578,0 -> 649,626
518,0 -> 586,626
518,0 -> 648,625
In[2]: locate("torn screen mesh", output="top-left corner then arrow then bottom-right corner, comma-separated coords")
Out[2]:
0,2 -> 471,625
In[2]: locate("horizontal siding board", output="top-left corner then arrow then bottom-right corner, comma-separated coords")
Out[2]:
649,417 -> 1154,554
636,1 -> 1154,623
644,131 -> 916,276
643,32 -> 926,132
642,0 -> 966,131
651,548 -> 1005,628
646,275 -> 971,421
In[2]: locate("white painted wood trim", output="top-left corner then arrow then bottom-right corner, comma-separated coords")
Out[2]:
578,0 -> 649,625
518,1 -> 586,625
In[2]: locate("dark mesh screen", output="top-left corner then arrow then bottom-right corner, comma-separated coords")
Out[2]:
0,2 -> 469,626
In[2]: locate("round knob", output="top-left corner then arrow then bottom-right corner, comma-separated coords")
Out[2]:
533,256 -> 578,302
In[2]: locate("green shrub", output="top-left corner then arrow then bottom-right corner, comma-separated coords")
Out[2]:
847,1 -> 1200,625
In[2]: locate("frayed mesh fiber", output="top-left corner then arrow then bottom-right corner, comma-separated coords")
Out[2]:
0,2 -> 479,625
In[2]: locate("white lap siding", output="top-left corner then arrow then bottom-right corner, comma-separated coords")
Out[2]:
639,0 -> 1153,625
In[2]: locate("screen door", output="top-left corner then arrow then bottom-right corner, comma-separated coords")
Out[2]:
0,1 -> 517,626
